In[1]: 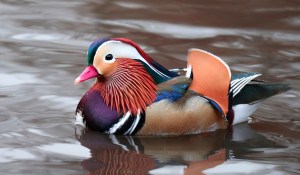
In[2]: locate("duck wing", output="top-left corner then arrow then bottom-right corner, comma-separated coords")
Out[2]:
155,76 -> 191,103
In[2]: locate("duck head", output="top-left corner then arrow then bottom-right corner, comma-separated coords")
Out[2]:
74,38 -> 178,115
75,38 -> 177,84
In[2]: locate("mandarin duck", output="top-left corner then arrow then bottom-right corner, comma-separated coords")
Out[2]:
74,38 -> 290,136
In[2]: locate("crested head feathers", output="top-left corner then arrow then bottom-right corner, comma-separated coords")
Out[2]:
87,38 -> 109,65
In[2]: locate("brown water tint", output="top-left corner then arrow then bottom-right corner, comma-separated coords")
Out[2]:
0,0 -> 299,174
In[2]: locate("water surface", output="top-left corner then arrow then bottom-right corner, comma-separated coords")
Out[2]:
0,0 -> 299,174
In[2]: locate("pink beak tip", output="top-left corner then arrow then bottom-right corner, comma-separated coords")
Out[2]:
74,77 -> 81,85
74,66 -> 99,85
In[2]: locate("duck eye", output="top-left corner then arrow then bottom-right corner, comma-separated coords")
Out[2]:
105,54 -> 113,61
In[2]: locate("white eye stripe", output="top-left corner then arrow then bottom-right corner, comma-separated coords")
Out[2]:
97,41 -> 141,60
103,58 -> 115,63
95,40 -> 170,78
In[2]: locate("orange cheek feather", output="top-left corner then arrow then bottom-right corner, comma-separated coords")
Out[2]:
93,58 -> 157,115
93,57 -> 117,76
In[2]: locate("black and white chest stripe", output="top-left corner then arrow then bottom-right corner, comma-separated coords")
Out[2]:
106,110 -> 145,135
75,110 -> 86,127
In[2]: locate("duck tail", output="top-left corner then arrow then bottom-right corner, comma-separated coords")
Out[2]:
186,49 -> 231,117
228,74 -> 291,125
232,80 -> 291,105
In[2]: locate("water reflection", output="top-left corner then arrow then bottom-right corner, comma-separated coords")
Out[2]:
75,123 -> 280,175
76,128 -> 156,175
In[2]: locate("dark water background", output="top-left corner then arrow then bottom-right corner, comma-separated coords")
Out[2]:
0,0 -> 299,174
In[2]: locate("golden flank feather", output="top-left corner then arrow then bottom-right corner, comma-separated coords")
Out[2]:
137,91 -> 227,135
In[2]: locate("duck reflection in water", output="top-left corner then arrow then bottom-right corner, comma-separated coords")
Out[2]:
75,123 -> 278,175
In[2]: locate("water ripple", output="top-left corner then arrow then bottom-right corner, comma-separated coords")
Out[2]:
37,142 -> 90,158
0,148 -> 37,163
203,160 -> 281,175
11,33 -> 67,41
0,73 -> 45,86
98,19 -> 300,43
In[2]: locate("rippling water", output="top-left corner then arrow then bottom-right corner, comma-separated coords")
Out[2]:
0,0 -> 299,174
